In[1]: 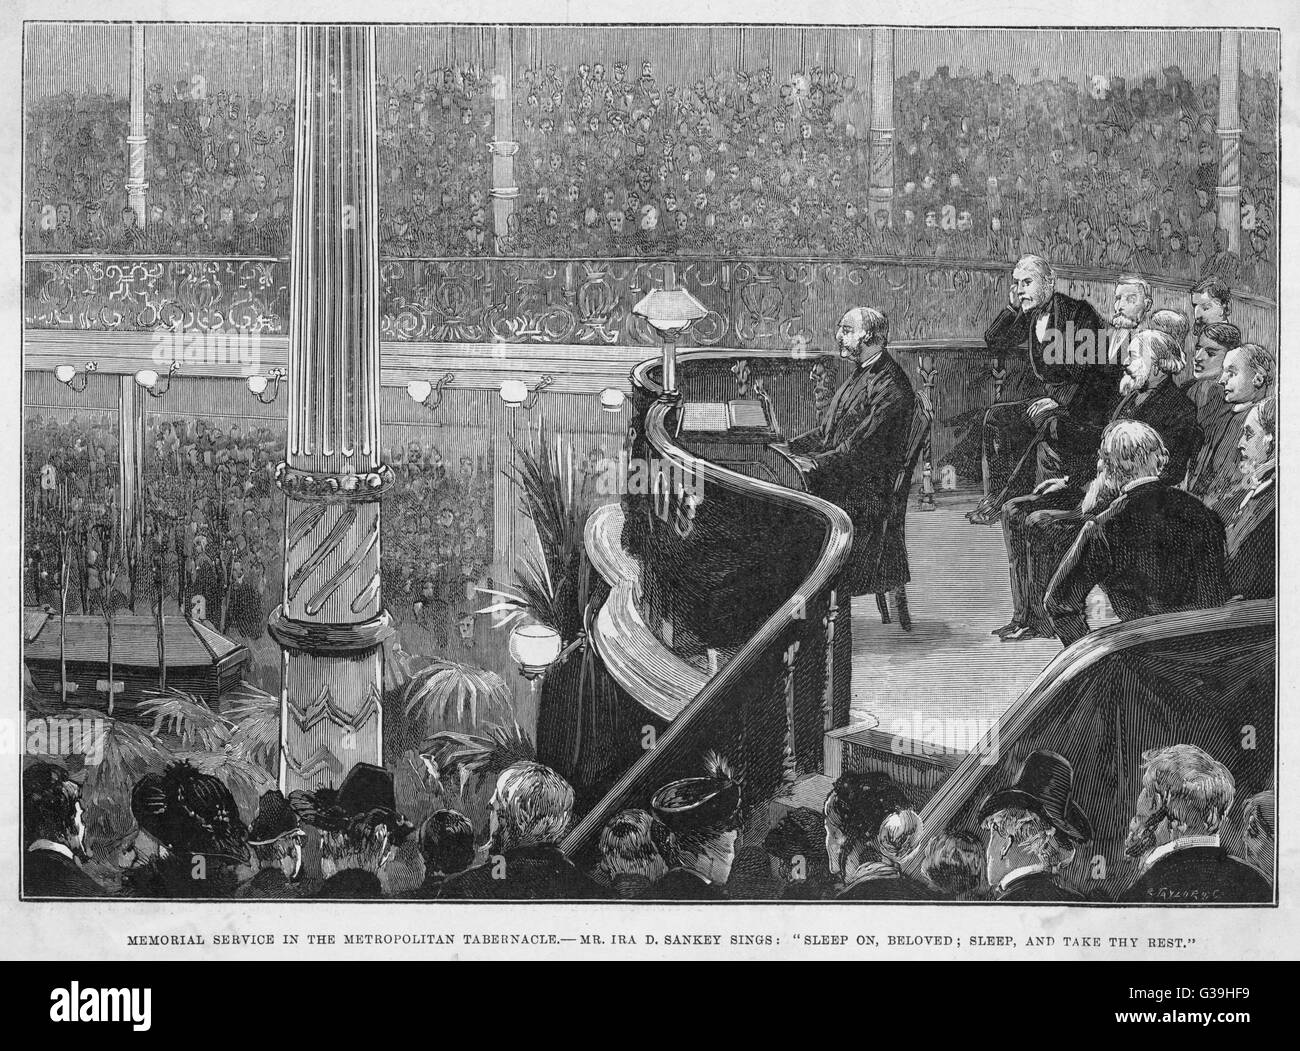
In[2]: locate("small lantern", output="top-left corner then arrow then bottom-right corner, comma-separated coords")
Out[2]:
509,621 -> 563,680
599,387 -> 627,413
406,379 -> 433,403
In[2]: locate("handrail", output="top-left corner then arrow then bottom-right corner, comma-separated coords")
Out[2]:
560,349 -> 854,857
22,252 -> 1278,310
904,597 -> 1276,874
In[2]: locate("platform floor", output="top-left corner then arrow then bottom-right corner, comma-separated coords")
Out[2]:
848,492 -> 1115,735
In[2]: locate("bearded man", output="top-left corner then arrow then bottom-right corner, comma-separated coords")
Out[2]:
1045,420 -> 1228,647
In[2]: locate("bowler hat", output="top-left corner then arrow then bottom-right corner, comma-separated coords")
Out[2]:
976,750 -> 1092,844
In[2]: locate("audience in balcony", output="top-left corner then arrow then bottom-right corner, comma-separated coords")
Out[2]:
24,61 -> 1277,296
1118,744 -> 1271,903
1044,420 -> 1230,647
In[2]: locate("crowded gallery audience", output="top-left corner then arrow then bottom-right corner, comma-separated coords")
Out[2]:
24,61 -> 1276,293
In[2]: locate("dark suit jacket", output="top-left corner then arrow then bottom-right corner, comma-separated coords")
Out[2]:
437,843 -> 609,900
834,872 -> 941,901
1046,481 -> 1229,646
651,868 -> 729,900
1118,846 -> 1273,904
1224,472 -> 1275,599
1110,377 -> 1203,486
789,349 -> 915,594
994,871 -> 1085,902
236,868 -> 298,899
23,847 -> 104,898
984,292 -> 1123,447
1183,381 -> 1246,512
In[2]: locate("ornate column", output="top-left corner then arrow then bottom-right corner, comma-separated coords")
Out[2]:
126,24 -> 148,228
272,25 -> 393,793
867,27 -> 895,224
1216,30 -> 1242,252
489,25 -> 519,253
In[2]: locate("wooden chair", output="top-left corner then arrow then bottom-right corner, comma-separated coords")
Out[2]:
873,390 -> 934,632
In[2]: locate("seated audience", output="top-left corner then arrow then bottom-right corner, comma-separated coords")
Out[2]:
1224,395 -> 1275,599
1045,420 -> 1229,646
977,750 -> 1091,902
23,761 -> 103,898
921,830 -> 987,901
415,808 -> 477,898
595,808 -> 672,898
438,761 -> 607,899
1119,744 -> 1271,903
764,808 -> 835,900
291,762 -> 415,899
823,770 -> 938,900
238,789 -> 306,899
1000,329 -> 1200,641
122,761 -> 250,898
650,753 -> 742,900
1183,321 -> 1243,510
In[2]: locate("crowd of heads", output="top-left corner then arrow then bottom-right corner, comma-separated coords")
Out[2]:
27,83 -> 294,255
26,60 -> 1276,297
892,65 -> 1276,292
27,736 -> 1271,900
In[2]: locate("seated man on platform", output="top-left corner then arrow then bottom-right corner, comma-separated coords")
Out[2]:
971,256 -> 1121,524
1183,322 -> 1243,511
1145,308 -> 1190,352
1206,342 -> 1277,519
1119,744 -> 1271,904
998,330 -> 1201,641
1190,274 -> 1232,337
1224,395 -> 1276,600
785,306 -> 915,621
1045,420 -> 1229,648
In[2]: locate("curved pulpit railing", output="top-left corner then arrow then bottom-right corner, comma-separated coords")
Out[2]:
562,350 -> 854,860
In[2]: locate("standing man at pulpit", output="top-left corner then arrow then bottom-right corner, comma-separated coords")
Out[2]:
783,307 -> 915,621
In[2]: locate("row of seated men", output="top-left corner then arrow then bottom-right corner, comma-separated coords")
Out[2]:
23,746 -> 1272,903
973,262 -> 1274,643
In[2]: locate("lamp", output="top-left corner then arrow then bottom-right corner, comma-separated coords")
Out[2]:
631,261 -> 707,396
135,361 -> 180,397
508,621 -> 564,680
407,372 -> 455,412
54,361 -> 97,392
499,374 -> 554,410
599,387 -> 627,413
246,367 -> 286,404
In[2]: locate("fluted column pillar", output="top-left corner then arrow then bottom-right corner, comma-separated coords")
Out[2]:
1216,30 -> 1242,252
489,25 -> 519,252
273,25 -> 393,793
126,24 -> 148,228
867,27 -> 895,224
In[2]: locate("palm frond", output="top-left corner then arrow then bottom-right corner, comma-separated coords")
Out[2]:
420,721 -> 537,795
223,681 -> 282,772
400,657 -> 515,733
138,689 -> 233,752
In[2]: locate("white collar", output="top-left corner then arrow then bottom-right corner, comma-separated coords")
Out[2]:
856,349 -> 883,371
28,839 -> 74,861
1141,834 -> 1220,873
1121,475 -> 1161,493
999,862 -> 1047,891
